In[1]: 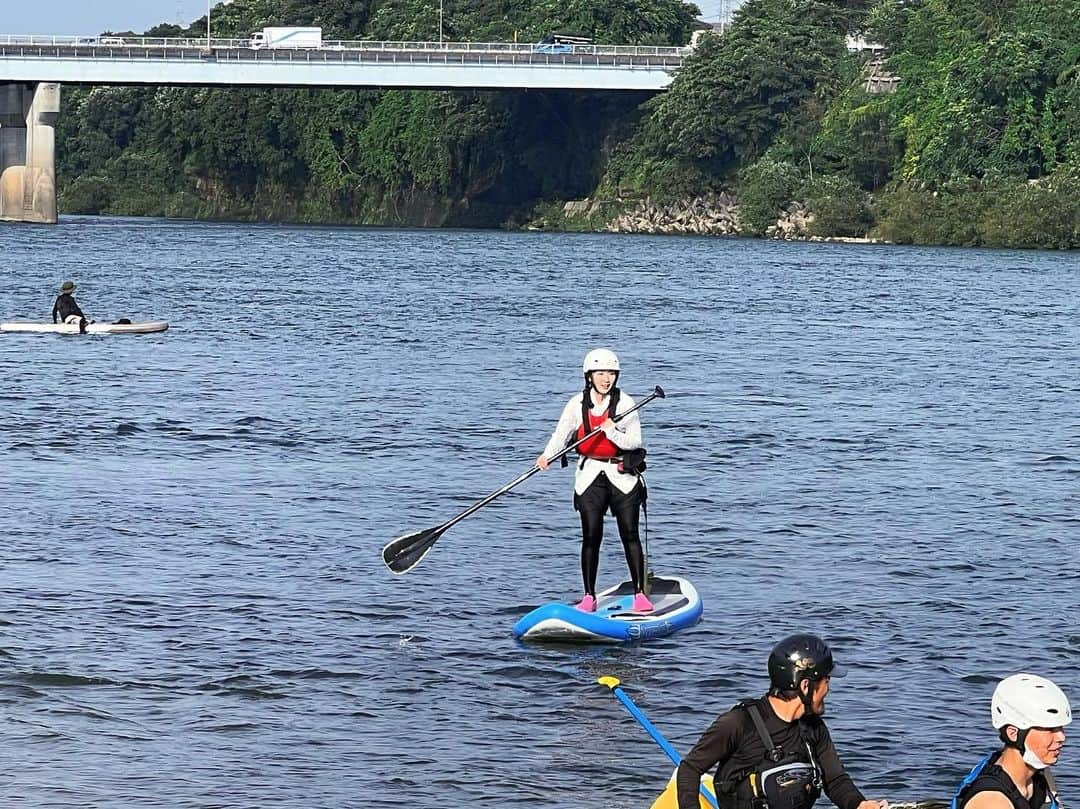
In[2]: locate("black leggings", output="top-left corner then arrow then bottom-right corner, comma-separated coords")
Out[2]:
574,473 -> 645,596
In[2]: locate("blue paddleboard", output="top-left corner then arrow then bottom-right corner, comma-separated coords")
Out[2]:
513,575 -> 703,643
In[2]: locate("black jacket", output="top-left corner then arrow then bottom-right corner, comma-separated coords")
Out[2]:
677,697 -> 865,809
52,293 -> 85,323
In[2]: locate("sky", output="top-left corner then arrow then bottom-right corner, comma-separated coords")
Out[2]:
2,0 -> 739,36
3,1 -> 213,35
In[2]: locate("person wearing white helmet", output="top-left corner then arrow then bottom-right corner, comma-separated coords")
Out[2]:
535,348 -> 652,613
953,673 -> 1071,809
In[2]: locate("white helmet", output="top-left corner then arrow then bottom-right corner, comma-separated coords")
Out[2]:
583,348 -> 620,376
992,673 -> 1072,730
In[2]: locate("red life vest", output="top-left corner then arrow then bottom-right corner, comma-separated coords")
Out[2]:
576,398 -> 621,459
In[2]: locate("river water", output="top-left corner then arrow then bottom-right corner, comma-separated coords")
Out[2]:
0,217 -> 1077,808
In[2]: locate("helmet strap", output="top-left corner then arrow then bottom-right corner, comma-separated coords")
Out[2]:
1004,727 -> 1049,770
1022,747 -> 1050,770
1004,726 -> 1027,752
1018,730 -> 1053,770
798,678 -> 815,716
584,379 -> 605,412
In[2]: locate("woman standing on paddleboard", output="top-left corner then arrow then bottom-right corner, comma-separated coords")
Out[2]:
536,348 -> 652,614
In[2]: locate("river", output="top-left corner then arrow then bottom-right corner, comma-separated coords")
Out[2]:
1,216 -> 1077,808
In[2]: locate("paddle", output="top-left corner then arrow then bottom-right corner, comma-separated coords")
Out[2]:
382,385 -> 666,575
597,675 -> 720,809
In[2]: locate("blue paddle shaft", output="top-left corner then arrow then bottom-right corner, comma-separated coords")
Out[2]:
611,686 -> 684,764
608,684 -> 720,809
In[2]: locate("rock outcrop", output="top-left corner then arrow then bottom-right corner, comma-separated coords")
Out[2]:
554,192 -> 883,243
604,192 -> 741,235
764,201 -> 814,239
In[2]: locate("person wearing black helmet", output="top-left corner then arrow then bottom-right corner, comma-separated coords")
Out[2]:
676,633 -> 889,809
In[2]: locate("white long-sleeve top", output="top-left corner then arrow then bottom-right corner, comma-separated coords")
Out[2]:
541,390 -> 643,495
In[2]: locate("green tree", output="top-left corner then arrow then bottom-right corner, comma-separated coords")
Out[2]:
878,0 -> 1080,185
801,174 -> 872,236
737,157 -> 803,234
644,0 -> 855,189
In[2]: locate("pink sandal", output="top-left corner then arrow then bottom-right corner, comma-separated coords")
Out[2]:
575,594 -> 597,613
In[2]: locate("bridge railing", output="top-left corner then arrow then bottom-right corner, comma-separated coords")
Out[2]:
0,34 -> 690,59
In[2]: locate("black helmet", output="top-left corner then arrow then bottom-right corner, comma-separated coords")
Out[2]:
768,633 -> 846,691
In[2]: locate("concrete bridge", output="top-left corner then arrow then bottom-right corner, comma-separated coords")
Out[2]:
0,35 -> 689,223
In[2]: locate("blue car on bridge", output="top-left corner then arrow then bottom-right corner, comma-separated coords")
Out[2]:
532,34 -> 592,54
533,42 -> 573,54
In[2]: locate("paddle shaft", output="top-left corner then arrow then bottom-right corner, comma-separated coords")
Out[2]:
429,385 -> 664,537
610,685 -> 684,764
601,678 -> 720,809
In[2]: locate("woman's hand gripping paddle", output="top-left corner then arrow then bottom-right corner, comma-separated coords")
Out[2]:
597,675 -> 720,809
381,386 -> 665,574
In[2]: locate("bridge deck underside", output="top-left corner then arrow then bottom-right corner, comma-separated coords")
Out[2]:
0,46 -> 680,91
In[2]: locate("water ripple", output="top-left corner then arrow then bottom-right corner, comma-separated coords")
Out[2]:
0,219 -> 1077,807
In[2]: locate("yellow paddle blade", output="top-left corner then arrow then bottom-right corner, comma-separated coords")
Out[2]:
650,769 -> 716,809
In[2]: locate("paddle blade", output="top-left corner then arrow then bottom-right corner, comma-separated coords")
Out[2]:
382,526 -> 444,574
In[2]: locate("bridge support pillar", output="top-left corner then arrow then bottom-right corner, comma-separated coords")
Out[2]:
0,82 -> 60,225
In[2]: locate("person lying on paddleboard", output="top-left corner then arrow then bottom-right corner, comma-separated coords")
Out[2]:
952,673 -> 1070,809
676,633 -> 890,809
51,280 -> 89,333
536,348 -> 652,614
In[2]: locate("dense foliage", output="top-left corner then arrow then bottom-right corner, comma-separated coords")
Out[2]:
58,0 -> 693,225
641,0 -> 857,191
631,0 -> 1079,245
57,0 -> 1080,247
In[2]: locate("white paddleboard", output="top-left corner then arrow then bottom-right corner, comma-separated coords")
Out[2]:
0,320 -> 169,335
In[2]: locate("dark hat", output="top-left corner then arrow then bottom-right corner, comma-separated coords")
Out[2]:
60,280 -> 76,294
